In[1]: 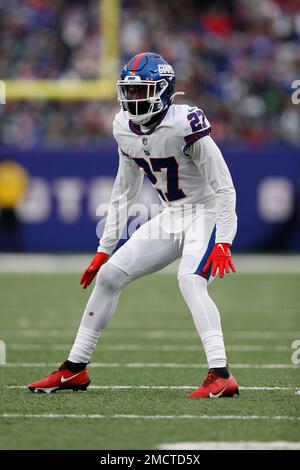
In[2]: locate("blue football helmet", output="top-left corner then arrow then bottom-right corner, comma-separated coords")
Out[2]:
117,52 -> 180,125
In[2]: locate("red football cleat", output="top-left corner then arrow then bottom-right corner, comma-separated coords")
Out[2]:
27,363 -> 90,393
187,370 -> 239,398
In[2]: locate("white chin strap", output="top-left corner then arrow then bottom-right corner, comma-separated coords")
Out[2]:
129,101 -> 164,124
129,91 -> 185,124
131,113 -> 158,125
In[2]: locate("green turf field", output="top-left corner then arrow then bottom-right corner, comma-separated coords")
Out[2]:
0,272 -> 299,449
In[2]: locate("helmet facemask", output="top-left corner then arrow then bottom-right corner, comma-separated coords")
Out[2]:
117,78 -> 169,125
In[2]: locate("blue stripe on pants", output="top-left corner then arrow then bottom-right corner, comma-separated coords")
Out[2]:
194,225 -> 216,280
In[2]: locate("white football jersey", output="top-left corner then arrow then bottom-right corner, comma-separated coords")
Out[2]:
98,104 -> 237,255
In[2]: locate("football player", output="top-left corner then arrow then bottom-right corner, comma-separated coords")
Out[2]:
28,52 -> 239,398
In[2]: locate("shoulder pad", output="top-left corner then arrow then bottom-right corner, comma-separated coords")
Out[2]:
113,110 -> 128,139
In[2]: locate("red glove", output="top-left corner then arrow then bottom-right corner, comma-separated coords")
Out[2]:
80,252 -> 109,289
202,243 -> 236,279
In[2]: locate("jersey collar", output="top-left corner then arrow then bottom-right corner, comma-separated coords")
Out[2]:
128,108 -> 169,136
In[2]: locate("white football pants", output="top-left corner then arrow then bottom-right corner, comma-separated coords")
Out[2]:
69,208 -> 227,369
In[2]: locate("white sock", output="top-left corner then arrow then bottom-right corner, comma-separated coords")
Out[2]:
179,273 -> 227,369
68,263 -> 129,364
68,326 -> 99,364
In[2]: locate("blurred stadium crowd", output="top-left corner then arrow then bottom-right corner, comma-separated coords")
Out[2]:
0,0 -> 299,147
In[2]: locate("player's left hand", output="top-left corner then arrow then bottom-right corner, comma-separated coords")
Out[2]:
202,243 -> 236,279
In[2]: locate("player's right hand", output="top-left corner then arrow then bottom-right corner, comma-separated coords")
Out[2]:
80,252 -> 109,289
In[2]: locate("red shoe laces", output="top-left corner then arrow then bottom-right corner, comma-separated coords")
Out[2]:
203,371 -> 215,387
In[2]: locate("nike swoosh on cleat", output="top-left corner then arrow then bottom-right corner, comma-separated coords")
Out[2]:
61,373 -> 81,383
209,386 -> 228,398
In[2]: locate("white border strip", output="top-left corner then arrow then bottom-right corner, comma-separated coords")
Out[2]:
159,441 -> 300,450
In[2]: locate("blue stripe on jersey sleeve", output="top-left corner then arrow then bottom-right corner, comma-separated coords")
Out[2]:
184,127 -> 211,146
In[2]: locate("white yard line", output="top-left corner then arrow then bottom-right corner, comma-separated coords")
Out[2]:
0,413 -> 299,421
232,332 -> 300,339
7,344 -> 291,352
13,312 -> 299,328
2,329 -> 299,339
6,385 -> 300,391
1,362 -> 299,369
159,441 -> 300,450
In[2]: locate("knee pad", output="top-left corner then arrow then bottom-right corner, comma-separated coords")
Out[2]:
178,273 -> 192,298
178,273 -> 207,298
96,262 -> 130,291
